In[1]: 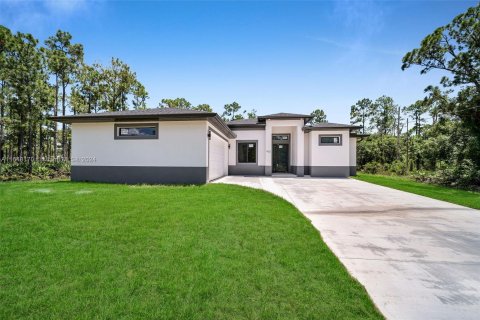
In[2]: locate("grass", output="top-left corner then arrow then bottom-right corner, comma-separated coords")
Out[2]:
0,181 -> 382,319
354,173 -> 480,210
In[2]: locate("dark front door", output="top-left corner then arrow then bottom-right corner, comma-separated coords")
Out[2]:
273,144 -> 289,173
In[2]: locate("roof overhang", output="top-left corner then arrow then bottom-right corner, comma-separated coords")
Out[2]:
350,132 -> 370,138
48,113 -> 236,139
303,125 -> 362,132
228,124 -> 266,130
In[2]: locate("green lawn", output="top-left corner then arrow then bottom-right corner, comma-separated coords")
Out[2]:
0,181 -> 382,319
354,173 -> 480,210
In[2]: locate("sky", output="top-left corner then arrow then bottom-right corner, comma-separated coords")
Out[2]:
0,0 -> 477,123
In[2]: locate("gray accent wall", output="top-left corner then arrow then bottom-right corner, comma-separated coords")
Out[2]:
292,166 -> 304,177
265,166 -> 272,176
71,166 -> 208,184
350,166 -> 357,176
228,164 -> 265,176
308,166 -> 350,177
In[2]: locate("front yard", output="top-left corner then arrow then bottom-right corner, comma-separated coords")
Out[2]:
0,181 -> 382,319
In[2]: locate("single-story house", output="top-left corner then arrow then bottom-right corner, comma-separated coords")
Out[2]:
50,108 -> 362,184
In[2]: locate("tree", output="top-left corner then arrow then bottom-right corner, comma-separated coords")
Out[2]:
70,63 -> 105,114
222,102 -> 242,121
193,104 -> 212,112
370,96 -> 396,135
423,86 -> 452,124
132,82 -> 148,110
310,108 -> 327,124
350,98 -> 372,133
44,30 -> 83,157
102,58 -> 138,112
402,3 -> 480,136
159,98 -> 192,109
0,26 -> 12,164
247,109 -> 257,119
405,100 -> 428,136
4,32 -> 50,171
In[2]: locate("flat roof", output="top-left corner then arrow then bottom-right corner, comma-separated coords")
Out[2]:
48,108 -> 236,139
303,122 -> 362,131
258,112 -> 313,120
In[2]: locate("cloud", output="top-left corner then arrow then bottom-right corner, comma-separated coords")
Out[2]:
307,35 -> 404,56
0,0 -> 91,32
333,0 -> 386,36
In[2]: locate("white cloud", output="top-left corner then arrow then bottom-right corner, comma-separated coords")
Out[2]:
333,0 -> 386,36
0,0 -> 93,32
307,35 -> 404,56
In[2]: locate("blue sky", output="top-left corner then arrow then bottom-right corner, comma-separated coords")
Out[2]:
0,0 -> 476,123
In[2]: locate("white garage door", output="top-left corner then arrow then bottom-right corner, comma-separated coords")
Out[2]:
208,131 -> 228,181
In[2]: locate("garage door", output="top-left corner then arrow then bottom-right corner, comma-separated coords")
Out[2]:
208,131 -> 228,181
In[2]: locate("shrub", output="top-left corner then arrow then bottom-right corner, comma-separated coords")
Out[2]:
362,162 -> 384,174
0,161 -> 70,181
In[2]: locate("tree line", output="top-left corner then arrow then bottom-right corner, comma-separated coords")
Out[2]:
0,27 -> 148,175
350,4 -> 480,188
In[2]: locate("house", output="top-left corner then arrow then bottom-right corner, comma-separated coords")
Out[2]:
50,108 -> 361,184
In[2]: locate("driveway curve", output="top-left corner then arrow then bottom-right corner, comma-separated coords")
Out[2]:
215,176 -> 480,320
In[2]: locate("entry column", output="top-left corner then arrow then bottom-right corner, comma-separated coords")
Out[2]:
265,122 -> 272,175
296,125 -> 304,177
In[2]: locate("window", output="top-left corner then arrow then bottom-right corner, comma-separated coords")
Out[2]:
238,142 -> 257,163
319,135 -> 342,145
114,124 -> 158,139
272,135 -> 289,141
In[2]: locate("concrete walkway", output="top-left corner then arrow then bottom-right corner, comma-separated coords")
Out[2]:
215,176 -> 480,320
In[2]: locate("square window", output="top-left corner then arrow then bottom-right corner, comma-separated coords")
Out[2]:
238,142 -> 257,163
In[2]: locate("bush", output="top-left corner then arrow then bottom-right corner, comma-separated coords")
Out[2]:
386,160 -> 407,175
362,162 -> 385,174
0,161 -> 70,181
412,160 -> 480,190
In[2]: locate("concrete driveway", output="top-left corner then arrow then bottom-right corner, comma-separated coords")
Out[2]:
215,176 -> 480,320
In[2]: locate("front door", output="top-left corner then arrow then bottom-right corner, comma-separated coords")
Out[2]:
272,143 -> 289,173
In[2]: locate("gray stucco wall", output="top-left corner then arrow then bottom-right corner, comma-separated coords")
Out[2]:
308,166 -> 350,177
71,166 -> 208,184
228,164 -> 266,176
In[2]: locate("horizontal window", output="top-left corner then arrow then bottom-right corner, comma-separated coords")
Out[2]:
114,124 -> 158,139
319,135 -> 342,146
238,142 -> 257,163
272,135 -> 289,141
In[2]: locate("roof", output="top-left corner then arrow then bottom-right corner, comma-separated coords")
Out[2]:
258,112 -> 313,120
303,122 -> 362,132
49,108 -> 216,120
48,108 -> 236,139
226,118 -> 265,129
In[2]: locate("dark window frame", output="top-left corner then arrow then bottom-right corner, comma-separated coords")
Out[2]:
237,140 -> 258,164
318,134 -> 342,146
114,123 -> 159,140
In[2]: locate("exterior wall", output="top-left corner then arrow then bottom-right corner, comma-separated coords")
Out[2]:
71,120 -> 209,184
349,137 -> 357,176
304,132 -> 310,175
307,129 -> 351,177
228,129 -> 266,175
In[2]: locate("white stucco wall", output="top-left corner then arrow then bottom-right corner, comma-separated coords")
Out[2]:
349,137 -> 357,167
304,132 -> 310,167
228,130 -> 266,166
308,130 -> 351,167
71,121 -> 208,167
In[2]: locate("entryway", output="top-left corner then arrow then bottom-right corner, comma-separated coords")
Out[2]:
272,134 -> 289,173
